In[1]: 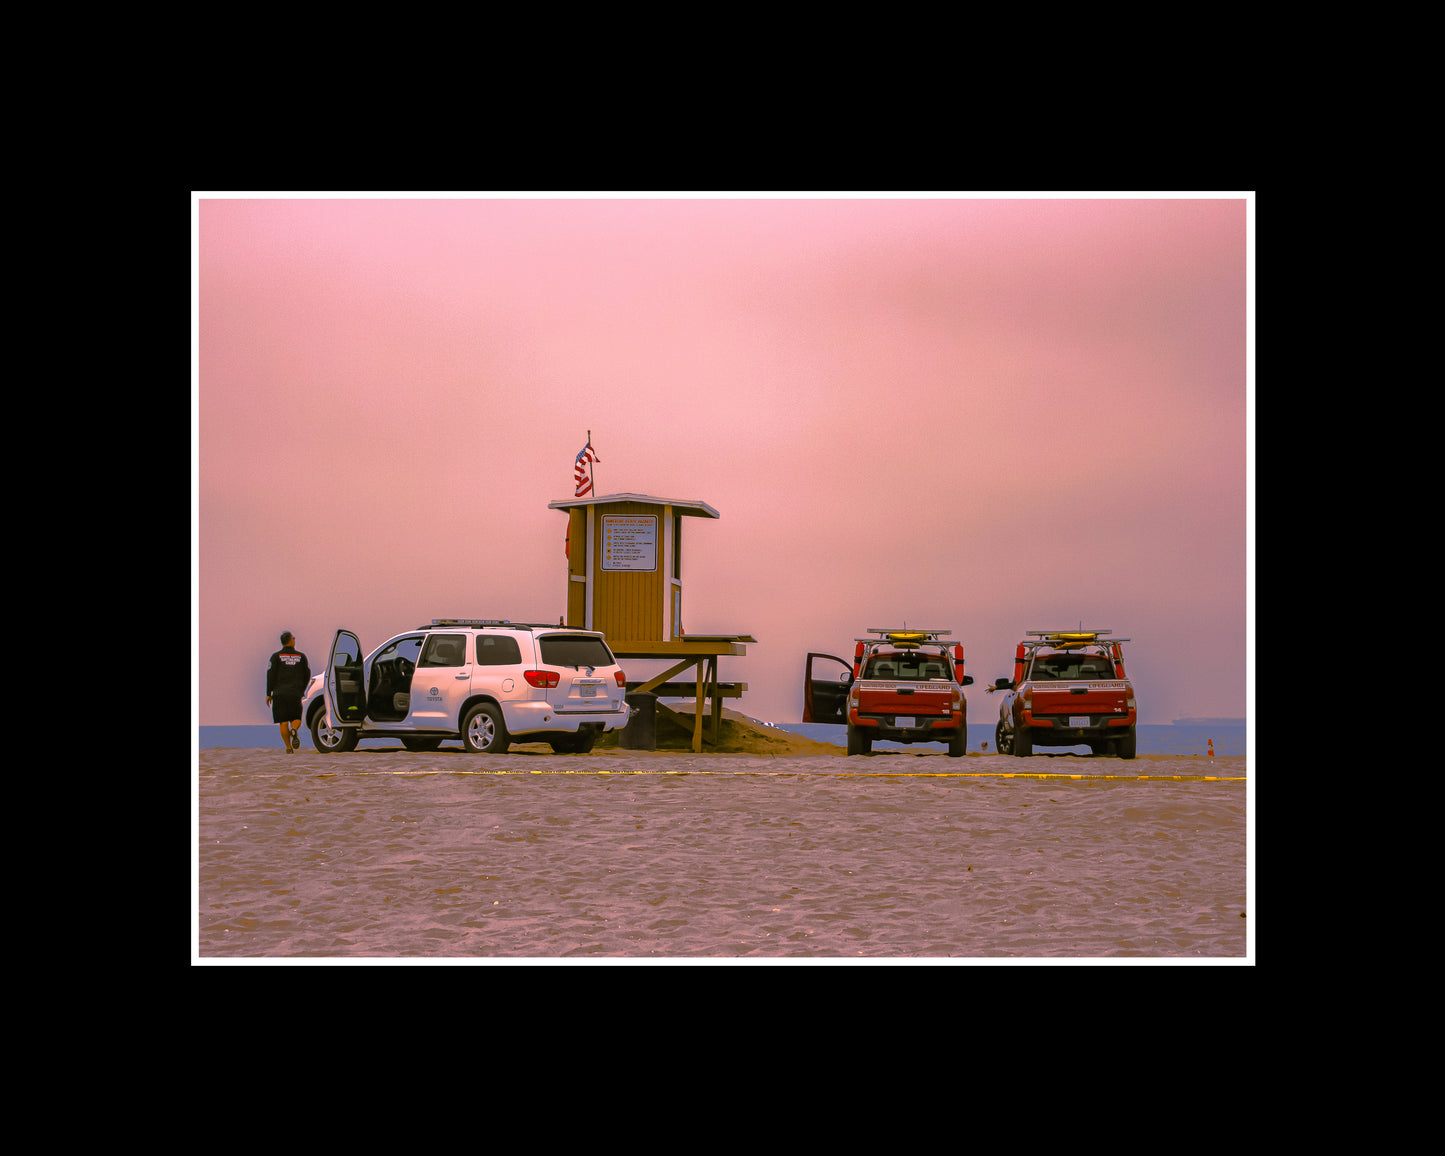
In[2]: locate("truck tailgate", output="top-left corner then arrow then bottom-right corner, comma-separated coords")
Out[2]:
1032,681 -> 1129,714
857,681 -> 954,715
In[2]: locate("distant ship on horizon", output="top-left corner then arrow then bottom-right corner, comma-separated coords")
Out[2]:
1171,717 -> 1246,727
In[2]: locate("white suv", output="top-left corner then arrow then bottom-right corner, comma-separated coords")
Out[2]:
301,620 -> 628,754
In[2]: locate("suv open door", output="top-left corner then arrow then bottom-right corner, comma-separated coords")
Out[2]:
803,652 -> 853,723
325,629 -> 366,719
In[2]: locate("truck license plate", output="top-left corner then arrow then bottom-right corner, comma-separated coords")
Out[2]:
895,717 -> 915,728
1068,715 -> 1089,727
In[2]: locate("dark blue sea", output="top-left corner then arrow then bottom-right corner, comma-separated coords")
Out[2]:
197,721 -> 1244,756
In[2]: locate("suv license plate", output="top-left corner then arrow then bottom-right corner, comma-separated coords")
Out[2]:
895,717 -> 915,728
580,686 -> 597,697
1068,715 -> 1089,727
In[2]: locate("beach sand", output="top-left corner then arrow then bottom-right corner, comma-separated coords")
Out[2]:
195,714 -> 1249,961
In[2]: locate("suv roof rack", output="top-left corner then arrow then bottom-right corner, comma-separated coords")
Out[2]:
423,618 -> 586,631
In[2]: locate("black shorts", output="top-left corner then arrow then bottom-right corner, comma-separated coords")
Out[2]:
271,693 -> 303,723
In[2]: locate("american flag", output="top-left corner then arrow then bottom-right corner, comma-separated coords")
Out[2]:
574,438 -> 600,497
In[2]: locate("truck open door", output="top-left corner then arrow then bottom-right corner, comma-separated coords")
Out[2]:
803,652 -> 853,723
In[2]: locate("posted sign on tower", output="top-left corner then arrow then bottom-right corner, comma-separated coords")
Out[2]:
602,514 -> 658,571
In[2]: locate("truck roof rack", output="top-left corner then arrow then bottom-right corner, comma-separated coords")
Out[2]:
855,627 -> 957,649
1022,630 -> 1129,649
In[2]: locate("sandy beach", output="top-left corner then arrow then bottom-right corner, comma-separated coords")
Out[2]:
197,199 -> 1250,966
195,718 -> 1249,961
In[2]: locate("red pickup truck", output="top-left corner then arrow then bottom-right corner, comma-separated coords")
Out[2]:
804,628 -> 972,756
988,630 -> 1137,758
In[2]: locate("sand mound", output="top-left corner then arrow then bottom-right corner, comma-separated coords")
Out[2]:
596,706 -> 843,755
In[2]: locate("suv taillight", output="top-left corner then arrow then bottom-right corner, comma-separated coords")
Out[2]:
524,670 -> 560,688
615,670 -> 626,687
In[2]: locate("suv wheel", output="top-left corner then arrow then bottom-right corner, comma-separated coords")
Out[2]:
311,708 -> 358,753
994,721 -> 1011,756
462,703 -> 510,753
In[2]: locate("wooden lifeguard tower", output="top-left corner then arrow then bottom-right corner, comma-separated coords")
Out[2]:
547,492 -> 755,751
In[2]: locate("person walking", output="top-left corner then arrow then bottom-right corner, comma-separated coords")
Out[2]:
266,632 -> 311,752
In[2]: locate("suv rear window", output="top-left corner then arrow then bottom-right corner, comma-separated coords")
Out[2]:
475,635 -> 523,666
538,634 -> 614,668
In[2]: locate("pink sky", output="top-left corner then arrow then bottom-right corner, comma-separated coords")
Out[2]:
193,195 -> 1251,728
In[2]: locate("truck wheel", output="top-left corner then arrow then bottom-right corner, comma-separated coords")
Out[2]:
462,703 -> 510,753
947,728 -> 965,757
995,721 -> 1011,756
1013,724 -> 1033,757
846,724 -> 872,756
1116,730 -> 1137,759
311,708 -> 357,753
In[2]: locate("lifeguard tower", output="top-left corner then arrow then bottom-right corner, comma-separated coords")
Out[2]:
547,492 -> 755,751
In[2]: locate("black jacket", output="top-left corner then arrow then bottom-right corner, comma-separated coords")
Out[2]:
267,647 -> 312,696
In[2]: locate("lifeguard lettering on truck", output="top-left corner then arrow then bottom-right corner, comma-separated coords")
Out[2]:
988,629 -> 1137,759
840,628 -> 973,757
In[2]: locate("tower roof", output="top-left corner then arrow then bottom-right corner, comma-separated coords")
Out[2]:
547,492 -> 720,518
